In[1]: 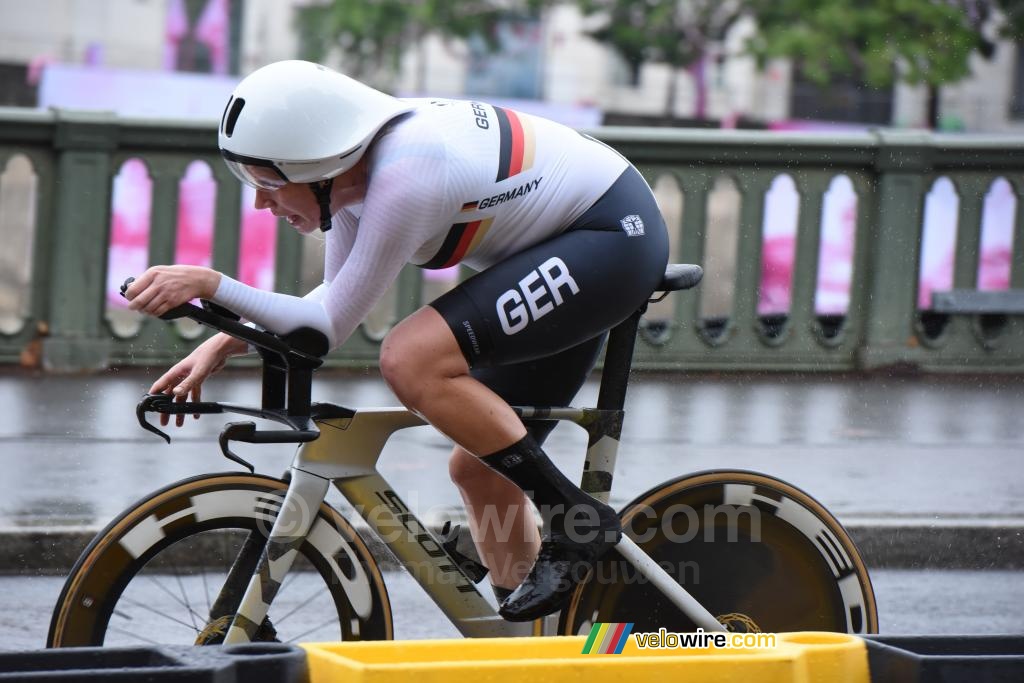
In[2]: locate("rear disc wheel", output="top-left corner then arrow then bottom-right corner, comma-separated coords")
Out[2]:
559,470 -> 878,635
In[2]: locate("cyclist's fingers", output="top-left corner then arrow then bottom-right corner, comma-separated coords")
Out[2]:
149,366 -> 184,395
170,372 -> 196,428
145,294 -> 171,318
127,285 -> 159,314
192,382 -> 202,419
153,294 -> 185,318
172,370 -> 207,424
124,269 -> 156,301
174,388 -> 187,428
137,290 -> 179,318
172,376 -> 190,399
152,370 -> 183,427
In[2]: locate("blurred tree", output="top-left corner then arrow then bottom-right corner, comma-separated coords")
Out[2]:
573,0 -> 748,120
294,0 -> 541,91
747,0 -> 1024,128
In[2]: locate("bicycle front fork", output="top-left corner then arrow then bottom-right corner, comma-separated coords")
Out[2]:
223,467 -> 330,644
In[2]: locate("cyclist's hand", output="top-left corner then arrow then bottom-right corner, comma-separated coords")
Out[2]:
149,335 -> 237,427
124,265 -> 221,318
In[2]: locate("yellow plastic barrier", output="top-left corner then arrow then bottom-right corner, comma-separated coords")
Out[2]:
302,631 -> 869,683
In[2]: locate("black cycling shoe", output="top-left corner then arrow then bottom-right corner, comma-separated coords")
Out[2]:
499,517 -> 622,622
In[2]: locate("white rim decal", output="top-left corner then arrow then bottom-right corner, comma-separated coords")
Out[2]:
116,487 -> 375,620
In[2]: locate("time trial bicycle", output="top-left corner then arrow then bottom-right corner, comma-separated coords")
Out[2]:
48,264 -> 877,647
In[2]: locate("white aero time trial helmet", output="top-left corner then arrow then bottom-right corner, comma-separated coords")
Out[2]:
218,60 -> 413,229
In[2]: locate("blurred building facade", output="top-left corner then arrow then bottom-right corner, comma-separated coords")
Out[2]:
1,0 -> 1022,132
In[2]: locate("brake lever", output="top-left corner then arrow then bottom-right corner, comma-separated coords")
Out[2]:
136,393 -> 226,444
219,422 -> 257,473
137,394 -> 172,444
219,422 -> 320,474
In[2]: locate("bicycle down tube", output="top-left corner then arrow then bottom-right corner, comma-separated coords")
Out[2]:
304,408 -> 534,638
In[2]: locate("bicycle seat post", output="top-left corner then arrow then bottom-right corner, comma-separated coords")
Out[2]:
596,306 -> 645,412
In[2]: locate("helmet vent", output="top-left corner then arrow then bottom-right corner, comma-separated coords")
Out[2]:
223,97 -> 246,138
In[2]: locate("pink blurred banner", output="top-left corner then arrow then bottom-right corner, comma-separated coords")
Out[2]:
103,159 -> 276,309
756,173 -> 1015,316
164,0 -> 230,75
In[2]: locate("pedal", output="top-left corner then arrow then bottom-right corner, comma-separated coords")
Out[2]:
439,521 -> 489,584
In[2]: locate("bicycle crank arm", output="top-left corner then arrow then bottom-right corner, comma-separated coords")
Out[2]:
615,535 -> 727,632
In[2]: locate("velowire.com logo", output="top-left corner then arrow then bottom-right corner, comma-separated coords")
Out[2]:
581,622 -> 634,655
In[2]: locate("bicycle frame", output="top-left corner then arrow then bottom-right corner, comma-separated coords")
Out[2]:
220,307 -> 725,644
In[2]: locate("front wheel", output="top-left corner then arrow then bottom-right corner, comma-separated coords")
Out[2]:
49,473 -> 393,647
560,470 -> 878,635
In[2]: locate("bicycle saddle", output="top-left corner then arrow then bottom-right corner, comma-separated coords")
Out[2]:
658,264 -> 703,292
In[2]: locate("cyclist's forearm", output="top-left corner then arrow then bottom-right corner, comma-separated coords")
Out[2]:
206,331 -> 249,357
212,275 -> 337,347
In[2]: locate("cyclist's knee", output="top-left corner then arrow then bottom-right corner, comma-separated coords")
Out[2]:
449,447 -> 480,484
449,446 -> 506,490
378,331 -> 410,395
379,326 -> 427,404
380,309 -> 466,404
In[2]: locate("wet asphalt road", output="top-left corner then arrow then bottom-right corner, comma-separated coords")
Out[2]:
0,569 -> 1022,651
1,367 -> 1022,528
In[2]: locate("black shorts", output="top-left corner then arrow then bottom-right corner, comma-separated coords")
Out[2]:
429,166 -> 668,439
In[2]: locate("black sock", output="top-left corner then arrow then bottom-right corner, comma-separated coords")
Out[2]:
492,584 -> 515,603
480,434 -> 615,538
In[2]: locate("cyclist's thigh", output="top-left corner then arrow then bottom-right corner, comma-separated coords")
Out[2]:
471,334 -> 605,444
431,166 -> 669,367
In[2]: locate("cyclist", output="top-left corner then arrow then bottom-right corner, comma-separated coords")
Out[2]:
124,60 -> 668,621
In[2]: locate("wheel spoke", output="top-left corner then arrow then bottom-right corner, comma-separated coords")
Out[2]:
145,575 -> 206,626
120,595 -> 202,633
200,569 -> 212,618
277,570 -> 298,597
272,585 -> 324,627
106,625 -> 163,646
170,560 -> 200,632
285,616 -> 340,643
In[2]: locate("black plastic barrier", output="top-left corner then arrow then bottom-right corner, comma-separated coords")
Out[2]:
865,635 -> 1024,683
0,643 -> 308,682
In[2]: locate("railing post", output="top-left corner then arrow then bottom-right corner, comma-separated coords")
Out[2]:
395,266 -> 424,320
274,218 -> 304,295
856,131 -> 933,370
41,110 -> 118,372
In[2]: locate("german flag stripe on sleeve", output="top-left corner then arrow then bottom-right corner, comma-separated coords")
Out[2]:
494,107 -> 534,182
421,218 -> 494,270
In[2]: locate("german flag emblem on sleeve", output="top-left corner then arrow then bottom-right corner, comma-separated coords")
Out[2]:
493,107 -> 535,182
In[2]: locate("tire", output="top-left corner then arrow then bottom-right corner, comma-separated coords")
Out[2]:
48,472 -> 393,647
559,470 -> 878,635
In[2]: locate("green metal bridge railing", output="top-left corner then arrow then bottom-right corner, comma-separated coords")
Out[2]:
0,107 -> 1021,372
